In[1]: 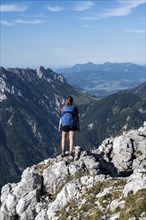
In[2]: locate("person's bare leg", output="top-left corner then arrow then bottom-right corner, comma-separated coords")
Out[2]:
69,131 -> 75,155
61,131 -> 67,155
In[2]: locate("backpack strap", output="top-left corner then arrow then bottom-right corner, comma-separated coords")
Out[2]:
63,110 -> 75,116
60,106 -> 78,118
62,106 -> 75,113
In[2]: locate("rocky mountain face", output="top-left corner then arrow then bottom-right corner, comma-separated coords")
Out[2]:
56,62 -> 146,97
0,66 -> 91,188
0,122 -> 146,220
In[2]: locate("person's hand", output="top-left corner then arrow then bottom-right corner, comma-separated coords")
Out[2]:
58,121 -> 62,132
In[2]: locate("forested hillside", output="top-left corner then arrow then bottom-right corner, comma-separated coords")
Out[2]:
76,82 -> 146,148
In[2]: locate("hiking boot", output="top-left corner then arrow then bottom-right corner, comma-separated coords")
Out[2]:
61,151 -> 65,157
69,151 -> 74,157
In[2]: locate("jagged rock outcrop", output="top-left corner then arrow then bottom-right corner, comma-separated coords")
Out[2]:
94,121 -> 146,176
0,122 -> 146,220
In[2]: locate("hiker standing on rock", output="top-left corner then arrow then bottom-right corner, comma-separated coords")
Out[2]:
58,96 -> 80,157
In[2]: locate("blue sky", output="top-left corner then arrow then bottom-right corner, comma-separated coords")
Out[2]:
0,0 -> 146,68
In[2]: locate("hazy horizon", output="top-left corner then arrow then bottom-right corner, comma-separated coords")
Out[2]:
1,61 -> 146,71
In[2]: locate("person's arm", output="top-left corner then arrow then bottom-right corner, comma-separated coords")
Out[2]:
58,107 -> 64,131
76,111 -> 80,131
58,119 -> 62,131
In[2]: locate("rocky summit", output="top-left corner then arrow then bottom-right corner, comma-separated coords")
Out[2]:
0,122 -> 146,220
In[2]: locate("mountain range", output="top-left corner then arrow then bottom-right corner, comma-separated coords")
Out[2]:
57,62 -> 146,97
0,66 -> 91,188
0,65 -> 146,189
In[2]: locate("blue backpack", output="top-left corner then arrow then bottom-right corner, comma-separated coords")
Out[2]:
61,106 -> 76,127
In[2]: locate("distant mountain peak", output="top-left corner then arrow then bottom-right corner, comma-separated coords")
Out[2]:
37,66 -> 45,71
36,66 -> 45,79
86,61 -> 95,65
0,67 -> 6,72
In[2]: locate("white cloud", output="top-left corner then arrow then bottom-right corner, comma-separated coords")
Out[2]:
101,0 -> 146,17
22,13 -> 44,18
0,4 -> 27,12
82,24 -> 91,28
1,20 -> 14,26
124,28 -> 146,33
117,0 -> 146,8
82,0 -> 146,20
74,1 -> 94,11
15,19 -> 45,24
47,6 -> 64,12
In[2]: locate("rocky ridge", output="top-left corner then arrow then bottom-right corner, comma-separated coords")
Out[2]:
0,122 -> 146,220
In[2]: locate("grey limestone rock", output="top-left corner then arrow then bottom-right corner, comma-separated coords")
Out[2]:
0,122 -> 146,220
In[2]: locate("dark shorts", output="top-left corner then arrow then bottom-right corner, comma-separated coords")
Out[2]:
61,125 -> 78,132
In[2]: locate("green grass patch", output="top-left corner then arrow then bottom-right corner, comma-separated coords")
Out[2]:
84,211 -> 102,220
119,189 -> 146,220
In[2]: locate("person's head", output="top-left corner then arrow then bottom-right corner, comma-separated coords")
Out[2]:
66,96 -> 73,106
